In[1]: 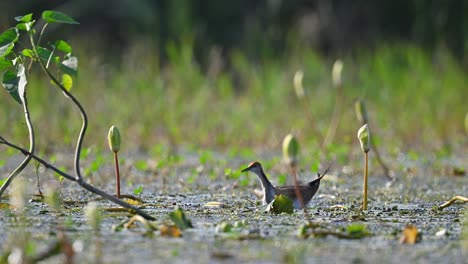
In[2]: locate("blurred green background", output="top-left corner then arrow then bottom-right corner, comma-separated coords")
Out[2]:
0,0 -> 467,155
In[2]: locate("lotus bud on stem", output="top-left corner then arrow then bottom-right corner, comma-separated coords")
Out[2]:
357,124 -> 371,210
293,70 -> 305,99
282,134 -> 309,218
108,126 -> 121,198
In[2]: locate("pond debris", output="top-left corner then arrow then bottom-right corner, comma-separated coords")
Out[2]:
438,195 -> 468,209
204,201 -> 229,208
169,206 -> 193,230
216,222 -> 233,233
210,251 -> 234,260
159,223 -> 182,237
400,224 -> 420,244
298,223 -> 371,239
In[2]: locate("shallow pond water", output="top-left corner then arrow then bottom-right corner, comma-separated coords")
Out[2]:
0,150 -> 467,263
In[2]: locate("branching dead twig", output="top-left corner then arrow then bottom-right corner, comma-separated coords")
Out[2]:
438,196 -> 468,209
0,137 -> 156,220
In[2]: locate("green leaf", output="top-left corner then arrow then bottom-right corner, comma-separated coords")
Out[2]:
21,49 -> 34,58
15,14 -> 33,22
2,65 -> 27,104
54,40 -> 72,53
59,56 -> 78,76
133,185 -> 143,196
0,58 -> 13,71
16,21 -> 35,32
169,206 -> 193,230
42,11 -> 79,24
61,74 -> 72,91
36,46 -> 52,61
0,28 -> 19,58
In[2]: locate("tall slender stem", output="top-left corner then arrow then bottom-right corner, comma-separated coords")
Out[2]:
114,152 -> 121,198
29,33 -> 87,181
0,93 -> 35,197
363,152 -> 368,210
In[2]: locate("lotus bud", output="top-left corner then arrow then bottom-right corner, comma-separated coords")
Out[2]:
108,126 -> 121,153
293,70 -> 305,99
355,99 -> 368,124
85,202 -> 102,231
282,134 -> 299,166
357,124 -> 371,153
332,60 -> 343,87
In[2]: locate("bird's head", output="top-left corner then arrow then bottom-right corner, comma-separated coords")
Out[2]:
241,161 -> 263,174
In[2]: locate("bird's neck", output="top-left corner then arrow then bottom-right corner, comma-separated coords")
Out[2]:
254,168 -> 276,202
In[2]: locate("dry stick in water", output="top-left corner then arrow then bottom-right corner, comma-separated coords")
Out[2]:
438,195 -> 468,209
0,137 -> 156,220
363,152 -> 369,210
290,165 -> 311,222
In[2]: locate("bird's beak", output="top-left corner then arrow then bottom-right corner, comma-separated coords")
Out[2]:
241,167 -> 250,173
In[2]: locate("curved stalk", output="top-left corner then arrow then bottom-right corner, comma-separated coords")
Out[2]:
0,137 -> 156,220
29,33 -> 87,181
0,94 -> 35,198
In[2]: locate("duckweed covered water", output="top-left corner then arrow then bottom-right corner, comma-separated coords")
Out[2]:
0,150 -> 466,263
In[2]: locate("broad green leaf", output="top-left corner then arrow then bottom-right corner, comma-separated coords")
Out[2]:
61,73 -> 72,91
36,46 -> 52,61
21,49 -> 34,58
15,14 -> 33,22
42,11 -> 79,24
1,65 -> 28,105
60,56 -> 78,76
0,58 -> 13,71
16,21 -> 35,32
0,28 -> 19,58
54,40 -> 72,53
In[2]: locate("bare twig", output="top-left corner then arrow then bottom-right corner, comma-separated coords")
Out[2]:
0,137 -> 156,220
438,196 -> 468,209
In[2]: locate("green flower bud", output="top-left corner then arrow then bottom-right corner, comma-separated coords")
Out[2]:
293,70 -> 305,99
45,184 -> 62,212
282,134 -> 300,166
332,60 -> 343,87
355,99 -> 368,124
357,124 -> 371,153
108,125 -> 121,153
10,179 -> 27,213
85,202 -> 102,231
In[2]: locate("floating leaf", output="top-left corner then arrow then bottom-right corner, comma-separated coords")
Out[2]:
0,58 -> 13,71
268,194 -> 294,214
54,40 -> 72,53
0,28 -> 19,58
61,73 -> 72,91
15,13 -> 33,22
169,206 -> 193,230
400,224 -> 419,244
215,222 -> 233,233
346,223 -> 371,238
42,11 -> 79,24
